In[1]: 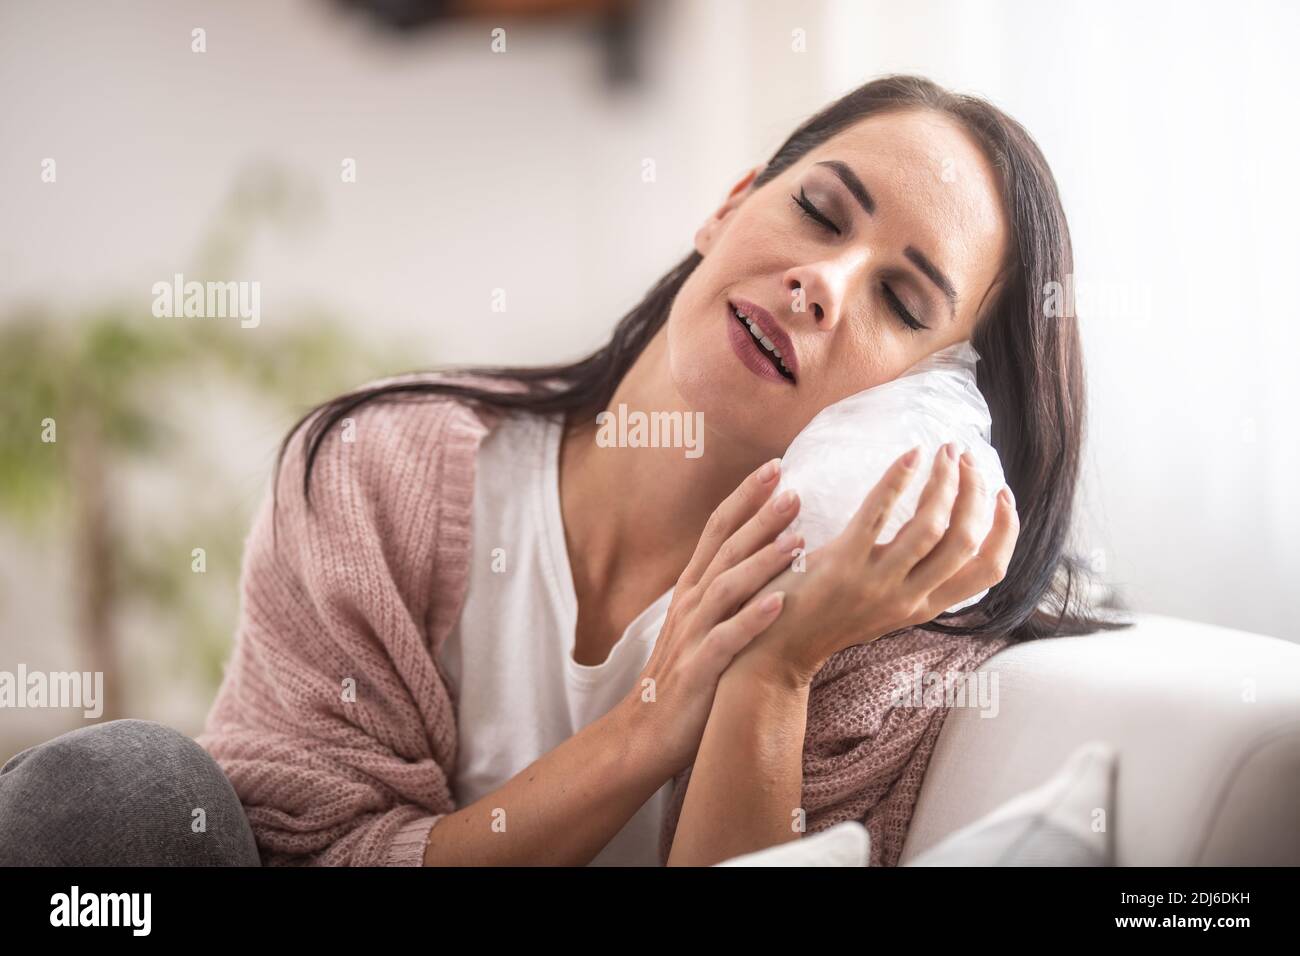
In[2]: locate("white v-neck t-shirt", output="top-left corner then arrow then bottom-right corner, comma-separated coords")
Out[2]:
437,410 -> 675,866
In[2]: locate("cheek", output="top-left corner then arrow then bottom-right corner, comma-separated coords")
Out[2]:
810,322 -> 921,413
665,266 -> 717,360
711,200 -> 799,274
824,320 -> 889,387
664,301 -> 706,396
664,270 -> 736,419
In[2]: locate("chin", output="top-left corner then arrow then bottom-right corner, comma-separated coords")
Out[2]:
666,302 -> 792,455
669,348 -> 784,457
667,342 -> 721,417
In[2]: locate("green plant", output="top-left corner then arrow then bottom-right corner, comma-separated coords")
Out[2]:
0,162 -> 408,721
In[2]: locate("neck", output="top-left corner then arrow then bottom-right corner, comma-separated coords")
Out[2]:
558,328 -> 762,599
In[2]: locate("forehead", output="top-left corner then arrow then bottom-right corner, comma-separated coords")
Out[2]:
795,110 -> 1010,300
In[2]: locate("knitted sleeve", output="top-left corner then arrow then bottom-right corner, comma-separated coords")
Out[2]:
197,395 -> 486,866
800,628 -> 1013,867
658,627 -> 1012,866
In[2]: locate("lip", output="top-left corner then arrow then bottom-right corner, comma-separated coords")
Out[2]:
726,300 -> 797,387
727,297 -> 799,383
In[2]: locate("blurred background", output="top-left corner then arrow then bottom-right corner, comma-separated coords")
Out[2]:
2,0 -> 1298,762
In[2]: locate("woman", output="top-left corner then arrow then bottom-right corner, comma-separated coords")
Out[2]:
0,75 -> 1126,868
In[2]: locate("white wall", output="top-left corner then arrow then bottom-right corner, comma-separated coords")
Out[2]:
824,0 -> 1300,641
0,0 -> 828,363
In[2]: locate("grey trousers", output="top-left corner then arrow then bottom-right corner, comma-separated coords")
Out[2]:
0,718 -> 261,866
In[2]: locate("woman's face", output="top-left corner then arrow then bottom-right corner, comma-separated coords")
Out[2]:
666,108 -> 1011,458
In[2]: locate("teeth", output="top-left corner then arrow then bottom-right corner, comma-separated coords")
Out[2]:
734,305 -> 794,379
744,318 -> 778,355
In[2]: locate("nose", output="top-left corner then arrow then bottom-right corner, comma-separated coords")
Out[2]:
783,246 -> 872,329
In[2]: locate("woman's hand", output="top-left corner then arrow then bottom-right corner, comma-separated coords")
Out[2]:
621,457 -> 807,776
729,443 -> 1021,687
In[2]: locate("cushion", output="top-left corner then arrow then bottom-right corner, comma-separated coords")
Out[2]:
710,741 -> 1116,867
713,820 -> 870,866
905,741 -> 1117,866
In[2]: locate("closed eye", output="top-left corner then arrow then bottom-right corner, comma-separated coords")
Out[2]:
882,282 -> 929,333
790,189 -> 841,235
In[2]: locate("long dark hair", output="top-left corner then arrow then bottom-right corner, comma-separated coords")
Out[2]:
274,74 -> 1130,645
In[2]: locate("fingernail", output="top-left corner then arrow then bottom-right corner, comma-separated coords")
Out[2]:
1000,486 -> 1015,506
945,442 -> 959,462
774,489 -> 798,514
902,447 -> 920,468
758,458 -> 781,482
774,529 -> 801,552
960,449 -> 976,468
760,591 -> 785,613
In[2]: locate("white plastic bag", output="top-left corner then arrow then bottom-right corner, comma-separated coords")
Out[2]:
773,340 -> 1006,614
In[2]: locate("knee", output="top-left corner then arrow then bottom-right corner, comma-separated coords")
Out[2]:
0,718 -> 261,866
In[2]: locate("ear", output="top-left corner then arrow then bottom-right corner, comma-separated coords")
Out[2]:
693,165 -> 762,256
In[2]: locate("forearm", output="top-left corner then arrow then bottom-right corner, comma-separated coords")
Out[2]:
423,697 -> 675,866
665,657 -> 811,866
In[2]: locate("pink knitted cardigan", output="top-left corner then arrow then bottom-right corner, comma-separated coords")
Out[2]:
197,378 -> 1013,867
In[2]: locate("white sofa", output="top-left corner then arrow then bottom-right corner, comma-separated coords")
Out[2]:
898,613 -> 1300,866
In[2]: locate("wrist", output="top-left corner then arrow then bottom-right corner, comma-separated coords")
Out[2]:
609,686 -> 688,780
725,645 -> 819,693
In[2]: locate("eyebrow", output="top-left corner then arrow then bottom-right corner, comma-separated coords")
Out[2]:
814,158 -> 959,322
815,160 -> 875,215
904,247 -> 958,319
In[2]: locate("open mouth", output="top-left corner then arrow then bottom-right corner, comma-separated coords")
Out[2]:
730,303 -> 796,383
